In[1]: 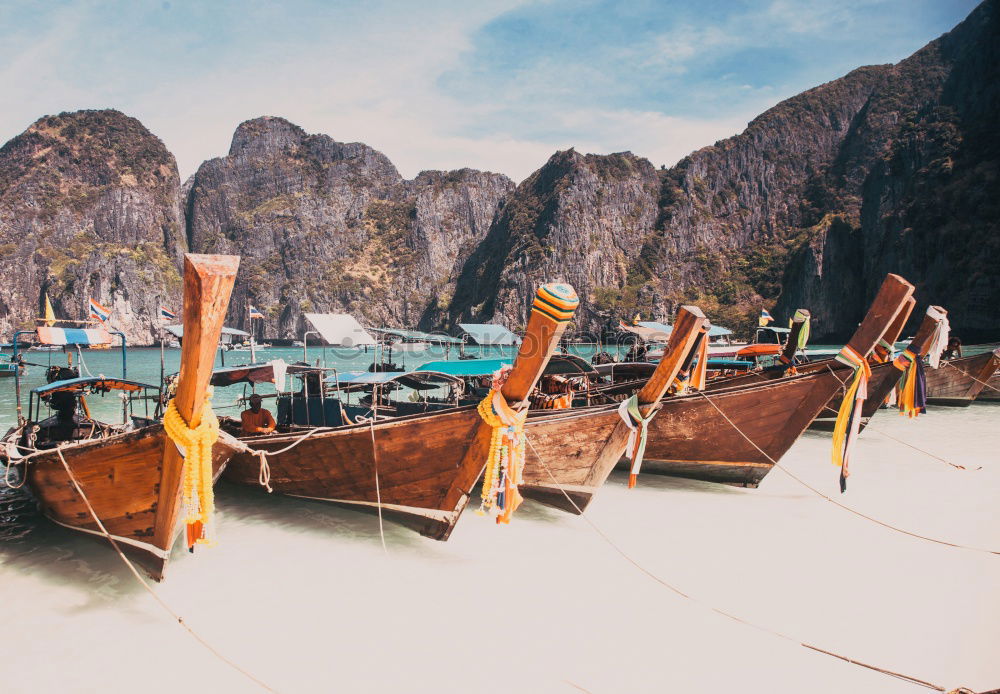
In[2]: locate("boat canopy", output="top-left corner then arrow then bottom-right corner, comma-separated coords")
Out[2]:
304,313 -> 376,347
370,327 -> 463,345
35,325 -> 113,346
210,359 -> 318,389
594,362 -> 656,379
458,323 -> 521,346
326,370 -> 462,391
32,377 -> 157,396
165,325 -> 250,344
706,359 -> 754,369
414,354 -> 595,378
619,321 -> 670,342
414,358 -> 509,377
547,354 -> 598,376
624,321 -> 732,342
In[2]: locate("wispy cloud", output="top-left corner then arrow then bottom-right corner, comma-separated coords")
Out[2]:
0,0 -> 982,184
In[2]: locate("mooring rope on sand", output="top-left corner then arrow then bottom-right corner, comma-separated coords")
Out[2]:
51,447 -> 280,693
233,421 -> 390,555
691,391 -> 999,557
523,437 -> 970,694
866,426 -> 981,471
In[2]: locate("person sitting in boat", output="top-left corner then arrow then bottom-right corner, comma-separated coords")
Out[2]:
241,393 -> 276,435
942,336 -> 962,360
624,341 -> 648,362
530,374 -> 573,409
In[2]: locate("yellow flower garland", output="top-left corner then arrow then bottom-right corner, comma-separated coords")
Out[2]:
164,387 -> 220,549
476,389 -> 527,524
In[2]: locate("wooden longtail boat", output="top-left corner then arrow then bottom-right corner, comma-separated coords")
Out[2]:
809,301 -> 948,431
924,349 -> 1000,406
0,254 -> 241,580
631,274 -> 916,486
221,283 -> 579,540
516,306 -> 706,513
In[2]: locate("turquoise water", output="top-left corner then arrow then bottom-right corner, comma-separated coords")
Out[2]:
5,341 -> 995,431
0,343 -> 627,431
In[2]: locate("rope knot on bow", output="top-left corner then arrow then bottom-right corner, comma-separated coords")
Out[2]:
892,348 -> 926,418
164,388 -> 220,550
476,386 -> 528,524
618,395 -> 656,488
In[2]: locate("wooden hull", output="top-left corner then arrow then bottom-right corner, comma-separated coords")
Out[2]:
629,370 -> 844,487
9,425 -> 238,580
924,351 -> 1000,406
520,405 -> 628,514
224,407 -> 487,541
809,360 -> 902,431
977,370 -> 1000,402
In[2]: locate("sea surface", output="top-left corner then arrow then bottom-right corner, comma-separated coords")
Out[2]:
0,347 -> 998,693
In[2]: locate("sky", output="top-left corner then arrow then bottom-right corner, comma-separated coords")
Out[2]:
0,0 -> 982,183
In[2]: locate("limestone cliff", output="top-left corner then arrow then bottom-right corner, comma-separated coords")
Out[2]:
446,0 -> 1000,341
0,110 -> 185,344
186,117 -> 512,338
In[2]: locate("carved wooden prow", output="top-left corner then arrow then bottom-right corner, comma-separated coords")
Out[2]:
502,283 -> 580,405
431,283 -> 579,539
151,254 -> 240,570
902,305 -> 947,358
872,296 -> 915,362
843,274 -> 915,358
635,306 -> 707,412
780,309 -> 810,364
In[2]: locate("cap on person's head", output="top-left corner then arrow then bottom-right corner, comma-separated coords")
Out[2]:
249,393 -> 263,404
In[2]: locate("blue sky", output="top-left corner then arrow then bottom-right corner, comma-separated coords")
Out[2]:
0,0 -> 981,182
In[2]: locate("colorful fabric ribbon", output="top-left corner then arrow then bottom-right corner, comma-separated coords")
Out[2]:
476,387 -> 528,524
926,314 -> 951,369
164,388 -> 220,550
831,346 -> 871,493
780,310 -> 811,365
688,330 -> 709,391
892,349 -> 926,418
618,395 -> 656,488
874,338 -> 895,364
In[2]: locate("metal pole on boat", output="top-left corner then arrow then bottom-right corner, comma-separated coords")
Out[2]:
12,330 -> 30,425
159,327 -> 165,396
248,303 -> 257,363
303,330 -> 320,365
111,331 -> 127,380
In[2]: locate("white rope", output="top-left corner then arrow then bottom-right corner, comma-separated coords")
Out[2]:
256,450 -> 273,493
522,436 -> 955,692
52,447 -> 280,693
692,390 -> 1000,556
368,417 -> 388,556
941,360 -> 1000,393
866,426 -> 980,471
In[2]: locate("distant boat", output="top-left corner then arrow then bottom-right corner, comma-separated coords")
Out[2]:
0,357 -> 21,377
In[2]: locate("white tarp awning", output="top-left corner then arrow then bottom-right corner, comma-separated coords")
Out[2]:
164,324 -> 249,344
304,313 -> 376,347
459,323 -> 521,346
619,321 -> 670,342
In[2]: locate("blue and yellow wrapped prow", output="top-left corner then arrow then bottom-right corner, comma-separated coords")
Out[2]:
531,283 -> 579,323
